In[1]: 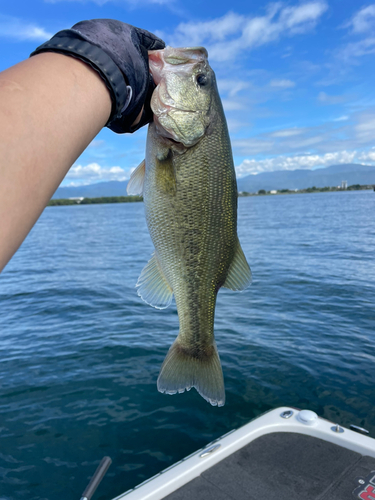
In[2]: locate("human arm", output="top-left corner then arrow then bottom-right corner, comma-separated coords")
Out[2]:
0,20 -> 164,273
0,52 -> 112,273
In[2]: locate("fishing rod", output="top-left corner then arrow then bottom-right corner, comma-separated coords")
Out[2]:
80,456 -> 112,500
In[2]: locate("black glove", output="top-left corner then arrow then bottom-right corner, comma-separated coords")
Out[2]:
30,19 -> 165,133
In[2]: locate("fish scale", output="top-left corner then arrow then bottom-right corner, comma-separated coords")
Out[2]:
128,46 -> 251,406
145,121 -> 236,349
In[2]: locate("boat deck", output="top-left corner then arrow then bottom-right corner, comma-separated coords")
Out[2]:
114,408 -> 375,500
163,431 -> 375,500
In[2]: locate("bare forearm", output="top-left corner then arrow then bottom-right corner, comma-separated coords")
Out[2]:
0,52 -> 112,272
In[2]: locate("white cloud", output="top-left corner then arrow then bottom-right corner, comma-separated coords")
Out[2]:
318,91 -> 347,105
88,140 -> 105,149
231,108 -> 375,159
171,12 -> 245,47
232,129 -> 328,156
271,128 -> 303,138
337,6 -> 375,63
46,0 -> 174,4
270,79 -> 295,88
221,99 -> 245,111
45,0 -> 108,3
346,5 -> 375,34
226,118 -> 249,132
66,163 -> 128,183
166,3 -> 328,62
333,116 -> 349,122
359,150 -> 375,162
0,14 -> 52,41
217,78 -> 250,97
235,150 -> 365,176
355,113 -> 375,142
278,2 -> 328,34
338,36 -> 375,62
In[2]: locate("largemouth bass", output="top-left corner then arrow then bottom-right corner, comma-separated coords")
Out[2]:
127,46 -> 251,406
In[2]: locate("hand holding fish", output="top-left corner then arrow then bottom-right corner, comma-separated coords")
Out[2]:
31,19 -> 165,133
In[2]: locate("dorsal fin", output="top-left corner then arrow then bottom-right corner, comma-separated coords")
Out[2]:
127,159 -> 145,196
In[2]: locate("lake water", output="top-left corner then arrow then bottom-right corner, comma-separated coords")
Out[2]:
1,190 -> 374,500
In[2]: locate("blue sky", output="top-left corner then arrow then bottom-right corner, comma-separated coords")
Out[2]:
2,0 -> 375,186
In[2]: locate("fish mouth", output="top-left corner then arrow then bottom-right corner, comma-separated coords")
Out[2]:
153,113 -> 197,149
149,51 -> 181,143
149,46 -> 208,81
150,85 -> 182,143
148,47 -> 209,147
153,115 -> 180,143
148,46 -> 208,98
148,50 -> 164,86
149,71 -> 194,146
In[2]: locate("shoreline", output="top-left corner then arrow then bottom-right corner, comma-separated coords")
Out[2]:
47,184 -> 374,206
47,195 -> 143,206
239,184 -> 375,197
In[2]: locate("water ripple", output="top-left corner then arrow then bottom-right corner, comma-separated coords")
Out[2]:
0,192 -> 374,499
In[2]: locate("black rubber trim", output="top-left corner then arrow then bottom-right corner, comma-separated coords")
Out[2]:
30,33 -> 128,126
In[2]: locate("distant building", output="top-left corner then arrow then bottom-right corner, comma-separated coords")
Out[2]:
270,190 -> 277,194
341,180 -> 348,189
69,197 -> 85,203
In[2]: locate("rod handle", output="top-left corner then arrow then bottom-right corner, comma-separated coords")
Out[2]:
80,456 -> 112,500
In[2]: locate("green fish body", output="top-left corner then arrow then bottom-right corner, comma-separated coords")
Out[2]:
128,47 -> 251,406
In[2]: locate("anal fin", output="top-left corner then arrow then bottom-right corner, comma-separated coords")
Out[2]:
223,238 -> 252,291
136,253 -> 173,309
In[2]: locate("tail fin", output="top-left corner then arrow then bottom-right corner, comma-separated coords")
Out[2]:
157,337 -> 225,407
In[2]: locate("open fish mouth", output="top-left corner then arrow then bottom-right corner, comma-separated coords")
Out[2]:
148,46 -> 209,107
149,55 -> 181,143
148,46 -> 210,146
149,46 -> 208,82
150,91 -> 185,144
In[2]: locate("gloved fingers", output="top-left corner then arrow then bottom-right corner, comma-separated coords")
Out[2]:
31,20 -> 166,134
134,28 -> 165,51
127,74 -> 155,133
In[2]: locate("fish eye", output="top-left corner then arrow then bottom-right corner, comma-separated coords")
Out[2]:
196,74 -> 208,87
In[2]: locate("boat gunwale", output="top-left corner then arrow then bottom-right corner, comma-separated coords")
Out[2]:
112,406 -> 375,500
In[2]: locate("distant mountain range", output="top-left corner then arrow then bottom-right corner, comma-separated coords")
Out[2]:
237,163 -> 375,192
52,163 -> 375,199
53,180 -> 129,199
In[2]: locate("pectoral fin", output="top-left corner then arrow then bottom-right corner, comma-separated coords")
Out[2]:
223,238 -> 252,291
136,253 -> 173,309
127,159 -> 145,196
156,150 -> 176,195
